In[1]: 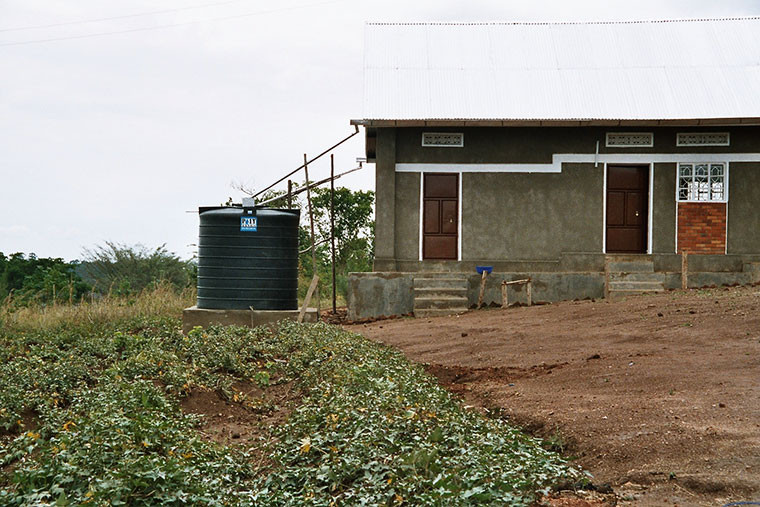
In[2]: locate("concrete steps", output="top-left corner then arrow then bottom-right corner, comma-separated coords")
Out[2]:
606,256 -> 664,301
607,259 -> 654,273
609,272 -> 664,282
608,280 -> 664,292
413,274 -> 468,318
414,277 -> 468,289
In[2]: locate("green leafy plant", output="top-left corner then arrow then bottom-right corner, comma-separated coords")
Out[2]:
0,295 -> 582,505
0,252 -> 90,306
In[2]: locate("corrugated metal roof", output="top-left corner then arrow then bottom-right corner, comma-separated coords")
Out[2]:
362,18 -> 760,122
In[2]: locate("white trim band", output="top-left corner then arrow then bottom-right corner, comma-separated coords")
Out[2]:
395,153 -> 760,173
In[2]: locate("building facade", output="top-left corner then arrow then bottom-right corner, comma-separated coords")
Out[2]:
347,19 -> 760,319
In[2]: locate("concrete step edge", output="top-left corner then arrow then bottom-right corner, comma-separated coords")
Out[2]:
607,289 -> 665,295
414,287 -> 467,294
608,281 -> 664,288
414,309 -> 468,318
414,296 -> 469,302
609,272 -> 665,281
607,263 -> 655,273
414,301 -> 470,310
414,272 -> 469,276
413,279 -> 469,289
413,277 -> 468,283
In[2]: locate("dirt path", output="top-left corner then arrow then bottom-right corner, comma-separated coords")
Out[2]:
350,286 -> 760,506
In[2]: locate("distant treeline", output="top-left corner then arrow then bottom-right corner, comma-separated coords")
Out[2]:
0,243 -> 195,306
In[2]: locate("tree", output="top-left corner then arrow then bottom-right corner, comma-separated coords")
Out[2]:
16,263 -> 90,304
309,187 -> 374,274
292,187 -> 374,300
0,252 -> 90,305
80,242 -> 195,295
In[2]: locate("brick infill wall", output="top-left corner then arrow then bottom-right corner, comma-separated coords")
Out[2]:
677,202 -> 727,254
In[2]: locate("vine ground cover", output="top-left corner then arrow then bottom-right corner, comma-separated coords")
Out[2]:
0,294 -> 582,505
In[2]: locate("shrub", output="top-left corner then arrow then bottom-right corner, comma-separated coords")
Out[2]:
80,242 -> 195,295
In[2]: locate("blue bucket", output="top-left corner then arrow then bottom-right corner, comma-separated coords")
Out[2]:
476,266 -> 493,275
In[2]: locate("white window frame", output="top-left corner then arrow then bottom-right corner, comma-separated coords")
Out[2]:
421,132 -> 464,147
605,132 -> 654,148
676,162 -> 729,203
676,132 -> 730,147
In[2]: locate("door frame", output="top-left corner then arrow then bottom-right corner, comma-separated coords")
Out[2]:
602,162 -> 653,254
418,171 -> 462,261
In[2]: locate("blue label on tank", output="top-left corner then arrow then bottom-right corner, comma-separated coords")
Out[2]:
240,216 -> 257,231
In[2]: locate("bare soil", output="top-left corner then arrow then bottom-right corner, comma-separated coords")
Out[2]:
180,380 -> 299,451
351,286 -> 760,506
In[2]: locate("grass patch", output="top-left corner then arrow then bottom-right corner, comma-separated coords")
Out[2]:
0,295 -> 583,505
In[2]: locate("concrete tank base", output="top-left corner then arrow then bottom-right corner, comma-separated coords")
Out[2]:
182,306 -> 318,334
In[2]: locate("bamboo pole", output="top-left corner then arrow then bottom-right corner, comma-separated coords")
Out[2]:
330,154 -> 337,314
681,251 -> 688,290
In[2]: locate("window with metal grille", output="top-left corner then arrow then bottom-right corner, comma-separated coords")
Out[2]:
678,163 -> 727,202
605,132 -> 653,147
421,132 -> 464,147
676,132 -> 730,146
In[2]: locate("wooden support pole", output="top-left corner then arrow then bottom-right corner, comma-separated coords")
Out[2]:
477,270 -> 488,309
604,256 -> 610,299
303,154 -> 320,319
330,154 -> 337,314
501,279 -> 531,309
298,275 -> 319,323
287,179 -> 292,209
681,251 -> 688,290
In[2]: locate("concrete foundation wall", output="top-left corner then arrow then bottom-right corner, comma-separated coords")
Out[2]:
346,271 -> 604,320
465,272 -> 605,307
347,272 -> 414,321
182,306 -> 317,334
347,253 -> 760,320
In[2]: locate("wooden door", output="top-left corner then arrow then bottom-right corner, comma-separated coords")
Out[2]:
606,165 -> 648,253
423,173 -> 458,259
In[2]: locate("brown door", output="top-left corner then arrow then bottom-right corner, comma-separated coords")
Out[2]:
606,165 -> 648,253
423,173 -> 458,259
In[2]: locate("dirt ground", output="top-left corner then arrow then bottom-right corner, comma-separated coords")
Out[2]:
180,379 -> 298,452
350,286 -> 760,506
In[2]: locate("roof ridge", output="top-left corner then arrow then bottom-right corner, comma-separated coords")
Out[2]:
366,17 -> 760,26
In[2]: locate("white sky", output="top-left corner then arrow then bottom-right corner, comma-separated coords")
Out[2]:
1,0 -> 758,261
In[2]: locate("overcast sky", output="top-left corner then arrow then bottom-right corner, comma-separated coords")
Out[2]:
2,0 -> 758,261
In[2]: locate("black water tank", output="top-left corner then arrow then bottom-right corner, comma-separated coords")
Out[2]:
197,206 -> 300,310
